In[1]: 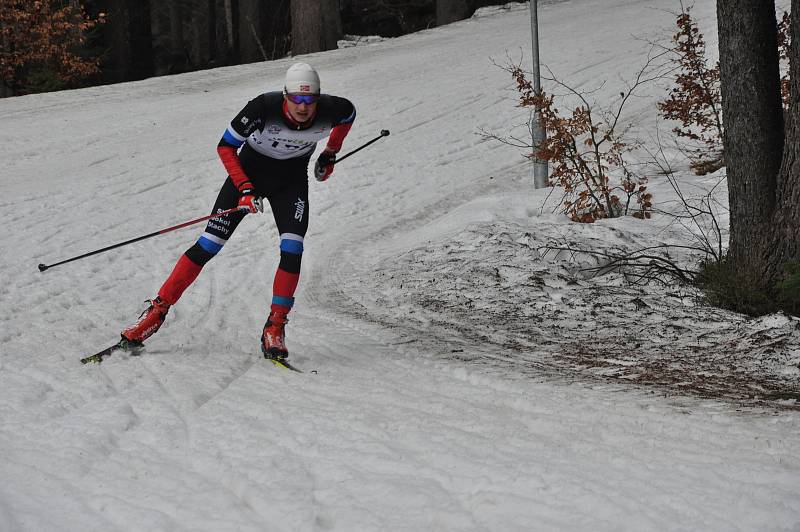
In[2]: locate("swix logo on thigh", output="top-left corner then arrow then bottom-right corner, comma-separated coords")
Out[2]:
294,198 -> 306,221
207,221 -> 229,235
211,209 -> 231,225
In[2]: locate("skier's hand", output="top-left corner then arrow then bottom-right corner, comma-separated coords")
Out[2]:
237,187 -> 263,213
315,149 -> 336,182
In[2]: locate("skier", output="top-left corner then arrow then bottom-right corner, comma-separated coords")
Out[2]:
119,62 -> 356,361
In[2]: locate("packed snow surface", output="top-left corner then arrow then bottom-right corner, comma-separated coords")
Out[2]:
1,1 -> 798,531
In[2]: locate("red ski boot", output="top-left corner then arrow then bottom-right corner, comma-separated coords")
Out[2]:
121,297 -> 170,346
261,311 -> 289,360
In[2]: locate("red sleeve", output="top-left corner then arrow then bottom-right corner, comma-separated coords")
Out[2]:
326,123 -> 353,153
217,145 -> 252,191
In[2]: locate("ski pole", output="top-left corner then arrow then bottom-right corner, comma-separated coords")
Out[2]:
334,129 -> 390,165
39,130 -> 390,272
38,206 -> 246,272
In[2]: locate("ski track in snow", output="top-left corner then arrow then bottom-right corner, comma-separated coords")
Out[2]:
1,1 -> 799,531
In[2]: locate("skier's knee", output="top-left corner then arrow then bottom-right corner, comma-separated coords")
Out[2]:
278,233 -> 303,273
186,239 -> 219,266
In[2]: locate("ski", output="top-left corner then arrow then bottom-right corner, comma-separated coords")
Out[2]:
81,338 -> 142,364
83,339 -> 309,371
267,356 -> 303,373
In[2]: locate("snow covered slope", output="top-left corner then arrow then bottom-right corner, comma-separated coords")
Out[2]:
1,1 -> 798,530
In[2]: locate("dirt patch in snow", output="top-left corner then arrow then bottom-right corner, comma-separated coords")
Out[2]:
356,221 -> 800,410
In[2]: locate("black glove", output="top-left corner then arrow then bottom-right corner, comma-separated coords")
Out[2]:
314,150 -> 337,181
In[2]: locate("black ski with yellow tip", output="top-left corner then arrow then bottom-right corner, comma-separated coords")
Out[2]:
82,339 -> 306,372
81,338 -> 142,364
265,355 -> 303,372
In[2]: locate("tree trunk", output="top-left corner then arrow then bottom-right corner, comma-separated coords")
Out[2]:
769,0 -> 800,283
437,0 -> 472,26
291,0 -> 322,55
239,0 -> 265,62
168,0 -> 187,72
107,0 -> 154,81
107,0 -> 131,81
291,0 -> 340,55
128,0 -> 154,80
0,17 -> 12,96
320,0 -> 342,51
716,0 -> 785,288
182,0 -> 211,70
224,0 -> 237,60
264,0 -> 291,60
150,3 -> 169,75
207,0 -> 218,64
209,0 -> 233,65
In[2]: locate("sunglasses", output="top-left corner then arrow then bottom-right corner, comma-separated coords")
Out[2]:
286,93 -> 319,104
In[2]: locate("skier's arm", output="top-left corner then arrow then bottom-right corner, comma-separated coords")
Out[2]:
218,96 -> 265,192
315,99 -> 356,182
217,140 -> 251,192
325,122 -> 353,153
217,139 -> 261,213
325,99 -> 356,154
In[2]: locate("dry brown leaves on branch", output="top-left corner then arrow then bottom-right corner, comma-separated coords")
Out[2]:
0,1 -> 105,94
510,65 -> 653,223
657,6 -> 791,174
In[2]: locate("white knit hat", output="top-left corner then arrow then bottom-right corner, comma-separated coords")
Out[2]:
284,62 -> 320,94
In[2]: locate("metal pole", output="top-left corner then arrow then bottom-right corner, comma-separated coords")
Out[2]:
530,0 -> 549,189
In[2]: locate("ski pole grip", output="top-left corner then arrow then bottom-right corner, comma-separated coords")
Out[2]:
38,263 -> 48,272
